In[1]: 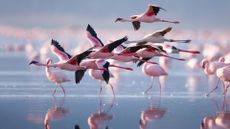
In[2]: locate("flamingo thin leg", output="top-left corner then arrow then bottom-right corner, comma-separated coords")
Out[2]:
109,83 -> 115,97
52,87 -> 58,96
144,78 -> 154,95
206,79 -> 220,97
158,78 -> 162,96
60,85 -> 66,96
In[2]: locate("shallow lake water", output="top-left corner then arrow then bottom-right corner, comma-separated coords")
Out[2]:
0,54 -> 229,129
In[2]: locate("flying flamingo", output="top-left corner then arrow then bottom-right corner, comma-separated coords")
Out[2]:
158,44 -> 200,54
125,27 -> 191,45
74,58 -> 133,84
110,45 -> 160,64
88,36 -> 128,59
201,57 -> 230,96
29,39 -> 91,71
142,62 -> 168,94
115,4 -> 179,31
216,65 -> 230,96
45,58 -> 71,96
133,45 -> 186,66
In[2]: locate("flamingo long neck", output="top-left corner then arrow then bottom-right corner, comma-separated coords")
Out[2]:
142,62 -> 148,74
45,65 -> 51,77
35,62 -> 58,68
109,64 -> 133,71
158,54 -> 185,61
126,39 -> 146,44
119,18 -> 133,22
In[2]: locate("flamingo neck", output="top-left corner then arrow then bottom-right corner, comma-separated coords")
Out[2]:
109,64 -> 133,71
158,54 -> 185,61
178,49 -> 200,54
119,18 -> 133,22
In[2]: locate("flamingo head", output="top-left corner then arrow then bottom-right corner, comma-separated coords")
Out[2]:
200,59 -> 208,69
171,46 -> 180,54
218,57 -> 225,62
115,18 -> 124,22
29,60 -> 39,65
46,58 -> 52,65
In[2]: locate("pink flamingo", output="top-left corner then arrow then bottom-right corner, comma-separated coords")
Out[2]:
125,27 -> 191,45
29,40 -> 92,71
115,4 -> 179,31
88,36 -> 128,59
87,59 -> 133,96
74,58 -> 133,84
201,57 -> 230,96
110,45 -> 159,64
142,62 -> 168,94
216,65 -> 230,96
45,58 -> 71,96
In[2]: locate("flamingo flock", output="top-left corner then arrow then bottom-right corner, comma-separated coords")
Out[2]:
28,3 -> 230,97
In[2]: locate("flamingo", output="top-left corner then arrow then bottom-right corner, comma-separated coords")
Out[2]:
74,58 -> 133,84
45,58 -> 71,96
29,39 -> 91,71
216,65 -> 230,96
133,45 -> 186,67
88,36 -> 128,59
159,44 -> 200,54
110,45 -> 160,64
142,62 -> 167,94
115,4 -> 179,31
125,27 -> 191,45
201,57 -> 230,96
87,59 -> 132,96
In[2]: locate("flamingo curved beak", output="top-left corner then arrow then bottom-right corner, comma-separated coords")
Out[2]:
29,60 -> 38,65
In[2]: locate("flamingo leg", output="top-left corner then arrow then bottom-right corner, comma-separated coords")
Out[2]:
60,84 -> 66,96
158,78 -> 162,96
52,87 -> 58,96
144,77 -> 154,95
108,82 -> 115,97
98,81 -> 103,97
206,79 -> 220,97
223,82 -> 230,96
222,81 -> 227,96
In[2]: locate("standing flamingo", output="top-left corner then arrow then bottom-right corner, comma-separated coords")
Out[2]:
201,57 -> 230,96
142,62 -> 167,94
125,27 -> 191,45
216,65 -> 230,96
115,4 -> 179,31
88,59 -> 132,97
45,58 -> 71,96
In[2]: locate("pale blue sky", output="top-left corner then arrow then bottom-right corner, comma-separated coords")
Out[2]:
0,0 -> 229,30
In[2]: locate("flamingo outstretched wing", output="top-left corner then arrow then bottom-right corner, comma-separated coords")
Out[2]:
86,24 -> 104,47
50,39 -> 72,61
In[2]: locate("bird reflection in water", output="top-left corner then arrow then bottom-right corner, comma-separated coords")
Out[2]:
139,96 -> 166,129
44,96 -> 69,129
87,97 -> 115,129
201,96 -> 230,129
